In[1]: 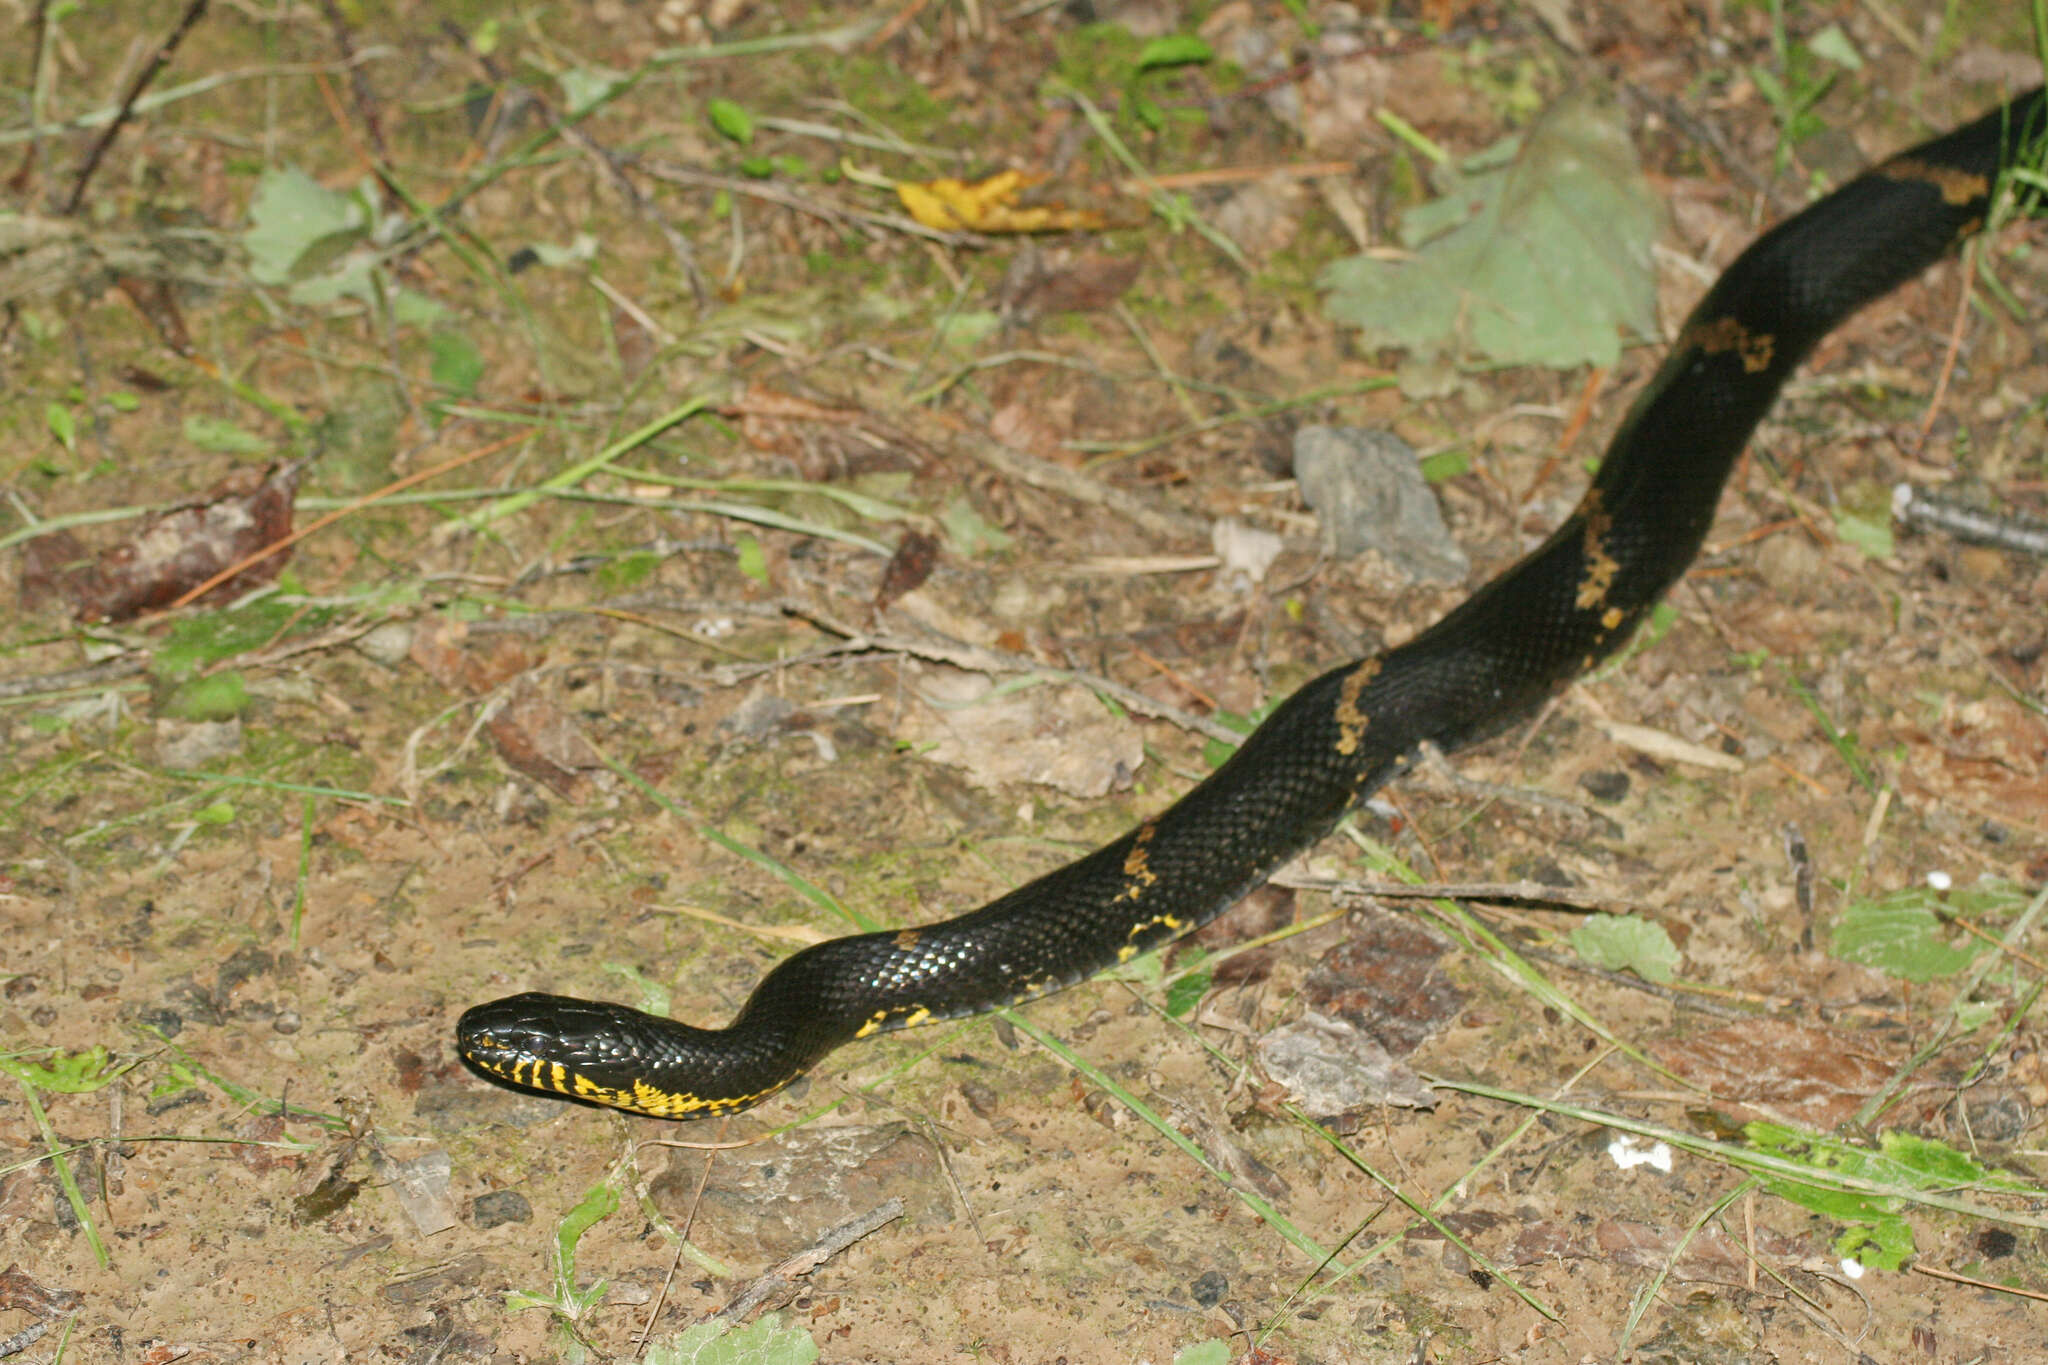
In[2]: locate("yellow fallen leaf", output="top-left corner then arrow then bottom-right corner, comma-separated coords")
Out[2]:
896,170 -> 1110,234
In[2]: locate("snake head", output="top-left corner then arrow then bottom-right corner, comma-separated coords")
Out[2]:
455,992 -> 770,1118
456,992 -> 665,1111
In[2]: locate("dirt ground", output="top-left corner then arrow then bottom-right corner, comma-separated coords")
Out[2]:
3,3 -> 2047,1362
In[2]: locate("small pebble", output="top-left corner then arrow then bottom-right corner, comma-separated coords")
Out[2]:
471,1189 -> 532,1230
1579,770 -> 1630,803
356,621 -> 414,666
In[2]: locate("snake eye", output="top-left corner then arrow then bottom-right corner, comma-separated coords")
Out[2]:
457,994 -> 555,1060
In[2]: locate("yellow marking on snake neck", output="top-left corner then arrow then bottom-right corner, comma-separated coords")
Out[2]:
1574,489 -> 1621,611
1879,156 -> 1988,207
893,929 -> 921,950
465,1038 -> 794,1118
1333,658 -> 1381,756
1601,606 -> 1624,631
1681,315 -> 1775,374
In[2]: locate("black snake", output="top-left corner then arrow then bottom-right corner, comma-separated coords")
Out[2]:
458,88 -> 2046,1119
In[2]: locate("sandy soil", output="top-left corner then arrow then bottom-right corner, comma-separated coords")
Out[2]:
3,3 -> 2046,1362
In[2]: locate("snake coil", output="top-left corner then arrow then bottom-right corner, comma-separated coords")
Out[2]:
459,89 -> 2046,1120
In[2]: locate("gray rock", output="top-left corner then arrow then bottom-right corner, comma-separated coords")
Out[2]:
1292,426 -> 1469,582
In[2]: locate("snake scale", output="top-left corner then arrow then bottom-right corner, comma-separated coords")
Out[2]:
458,88 -> 2047,1120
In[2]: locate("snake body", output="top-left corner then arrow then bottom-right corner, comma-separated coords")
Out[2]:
458,90 -> 2046,1120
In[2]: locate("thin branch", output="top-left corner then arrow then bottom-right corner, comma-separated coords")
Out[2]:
712,1198 -> 905,1323
8,0 -> 53,195
316,0 -> 388,162
61,0 -> 212,215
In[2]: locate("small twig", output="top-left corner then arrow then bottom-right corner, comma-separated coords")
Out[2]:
781,601 -> 1242,745
61,0 -> 211,215
1275,873 -> 1650,916
0,656 -> 148,701
916,1117 -> 986,1247
1893,483 -> 2048,556
1783,824 -> 1815,948
0,1320 -> 51,1359
1930,904 -> 2048,976
1911,1259 -> 2048,1303
712,1197 -> 906,1323
1510,941 -> 1756,1019
8,0 -> 53,195
1413,739 -> 1614,830
866,0 -> 932,51
948,425 -> 1208,543
1918,237 -> 1978,442
317,0 -> 387,161
1134,159 -> 1354,192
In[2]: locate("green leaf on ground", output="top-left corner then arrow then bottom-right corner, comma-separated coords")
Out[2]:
1321,92 -> 1660,370
938,496 -> 1012,557
645,1312 -> 819,1365
160,671 -> 250,721
1832,506 -> 1892,559
735,533 -> 769,585
244,166 -> 369,286
1570,915 -> 1679,983
595,550 -> 660,593
1806,23 -> 1864,70
558,65 -> 626,116
708,97 -> 756,145
183,414 -> 269,454
1136,35 -> 1212,70
1830,880 -> 2027,981
1743,1122 -> 2037,1270
152,600 -> 310,683
428,331 -> 485,399
1,1046 -> 118,1094
508,1180 -> 620,1321
1164,963 -> 1212,1019
46,401 -> 77,453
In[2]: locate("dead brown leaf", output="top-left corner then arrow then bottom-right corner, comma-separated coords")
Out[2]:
873,529 -> 940,615
996,247 -> 1142,324
18,463 -> 300,622
1651,1018 -> 1900,1129
1300,907 -> 1465,1057
486,678 -> 604,801
407,618 -> 533,695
